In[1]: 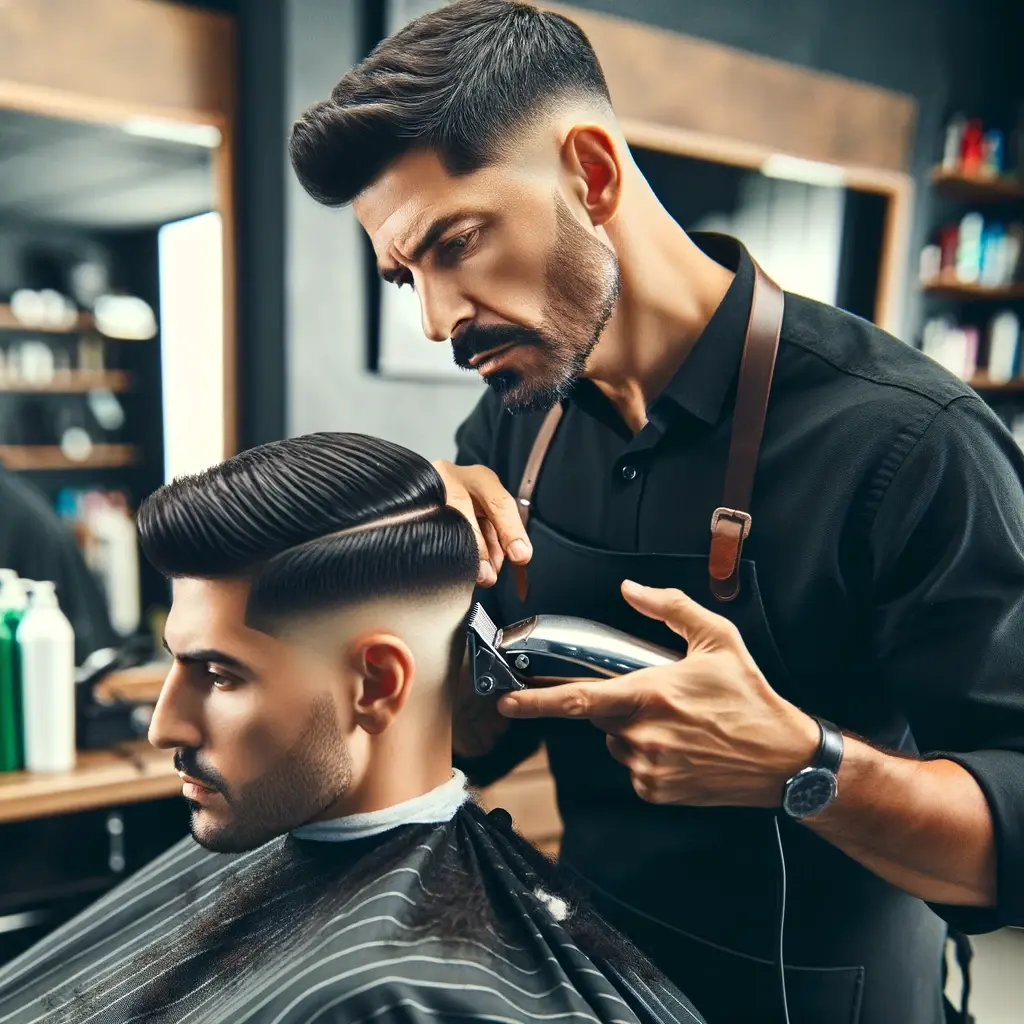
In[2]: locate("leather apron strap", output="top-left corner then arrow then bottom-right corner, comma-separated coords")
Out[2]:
513,402 -> 564,601
513,260 -> 784,604
709,261 -> 784,601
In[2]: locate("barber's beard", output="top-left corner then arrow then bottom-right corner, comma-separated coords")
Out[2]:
452,195 -> 621,414
179,695 -> 353,854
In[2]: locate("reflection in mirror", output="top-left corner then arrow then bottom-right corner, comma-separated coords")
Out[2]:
0,105 -> 221,643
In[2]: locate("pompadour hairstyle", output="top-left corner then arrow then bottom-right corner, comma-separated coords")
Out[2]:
288,0 -> 612,207
137,432 -> 479,632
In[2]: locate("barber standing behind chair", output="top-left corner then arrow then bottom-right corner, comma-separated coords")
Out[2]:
288,2 -> 1024,1021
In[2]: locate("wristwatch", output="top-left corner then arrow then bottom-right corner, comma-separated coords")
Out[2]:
781,716 -> 844,819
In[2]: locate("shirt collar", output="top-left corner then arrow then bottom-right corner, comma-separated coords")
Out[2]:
290,769 -> 468,843
653,231 -> 756,427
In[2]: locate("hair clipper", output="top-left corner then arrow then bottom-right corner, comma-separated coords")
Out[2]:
466,602 -> 680,695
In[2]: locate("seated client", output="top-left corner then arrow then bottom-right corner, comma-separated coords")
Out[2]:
0,432 -> 705,1024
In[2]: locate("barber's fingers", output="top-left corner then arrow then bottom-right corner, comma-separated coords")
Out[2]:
453,463 -> 532,563
434,461 -> 533,583
498,677 -> 644,721
433,460 -> 497,584
479,518 -> 505,579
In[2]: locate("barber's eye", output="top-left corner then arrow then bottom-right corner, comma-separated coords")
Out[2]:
439,231 -> 476,264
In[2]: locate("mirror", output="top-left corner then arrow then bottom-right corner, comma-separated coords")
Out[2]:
0,104 -> 228,639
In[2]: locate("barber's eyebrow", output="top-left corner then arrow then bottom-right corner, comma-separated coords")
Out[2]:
162,638 -> 255,678
378,212 -> 476,282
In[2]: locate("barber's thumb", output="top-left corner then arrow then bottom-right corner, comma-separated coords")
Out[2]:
621,580 -> 706,638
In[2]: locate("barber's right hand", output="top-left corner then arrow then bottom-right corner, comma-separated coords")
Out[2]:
432,460 -> 533,586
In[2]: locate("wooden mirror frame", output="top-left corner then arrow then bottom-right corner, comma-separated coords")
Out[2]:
541,3 -> 917,336
0,0 -> 238,458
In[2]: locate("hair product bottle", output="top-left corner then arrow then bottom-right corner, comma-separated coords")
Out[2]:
18,581 -> 76,773
0,570 -> 29,770
0,613 -> 16,772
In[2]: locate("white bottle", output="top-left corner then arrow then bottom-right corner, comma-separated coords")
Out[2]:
89,504 -> 141,637
0,570 -> 28,616
18,581 -> 76,772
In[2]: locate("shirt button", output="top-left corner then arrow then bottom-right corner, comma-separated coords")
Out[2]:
620,464 -> 638,482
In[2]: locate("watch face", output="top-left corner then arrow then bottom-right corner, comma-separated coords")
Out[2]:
783,767 -> 838,819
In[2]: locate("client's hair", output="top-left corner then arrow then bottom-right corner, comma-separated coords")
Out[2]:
138,431 -> 479,673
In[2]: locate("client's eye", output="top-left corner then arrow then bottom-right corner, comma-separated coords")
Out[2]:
206,666 -> 238,690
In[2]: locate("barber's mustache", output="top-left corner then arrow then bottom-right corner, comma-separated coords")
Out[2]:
451,323 -> 547,370
174,749 -> 227,794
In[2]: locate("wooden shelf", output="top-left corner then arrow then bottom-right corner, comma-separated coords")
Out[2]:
0,740 -> 179,825
0,370 -> 131,394
0,444 -> 139,471
0,304 -> 94,334
930,168 -> 1024,203
0,728 -> 562,845
94,662 -> 169,704
921,279 -> 1024,300
967,374 -> 1024,393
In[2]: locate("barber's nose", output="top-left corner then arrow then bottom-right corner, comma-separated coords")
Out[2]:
147,666 -> 204,751
416,276 -> 473,344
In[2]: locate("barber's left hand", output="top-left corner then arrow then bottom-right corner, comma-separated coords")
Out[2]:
497,580 -> 820,808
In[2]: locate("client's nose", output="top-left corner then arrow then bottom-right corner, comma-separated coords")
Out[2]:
147,665 -> 204,751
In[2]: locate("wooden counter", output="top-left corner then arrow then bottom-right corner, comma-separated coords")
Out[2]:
0,740 -> 180,824
1,661 -> 565,851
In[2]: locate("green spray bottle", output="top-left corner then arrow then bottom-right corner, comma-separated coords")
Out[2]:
0,570 -> 29,771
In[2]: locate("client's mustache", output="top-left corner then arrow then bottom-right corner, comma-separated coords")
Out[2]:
175,749 -> 228,794
451,323 -> 547,370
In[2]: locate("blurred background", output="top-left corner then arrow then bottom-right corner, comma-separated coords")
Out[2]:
0,0 -> 1020,1017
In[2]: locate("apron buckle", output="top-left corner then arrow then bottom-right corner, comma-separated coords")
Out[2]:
709,507 -> 752,601
710,507 -> 752,541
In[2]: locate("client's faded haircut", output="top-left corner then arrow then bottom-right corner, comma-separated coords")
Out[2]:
138,433 -> 479,668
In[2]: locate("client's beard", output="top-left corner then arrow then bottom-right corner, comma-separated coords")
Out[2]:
451,194 -> 621,413
179,695 -> 353,854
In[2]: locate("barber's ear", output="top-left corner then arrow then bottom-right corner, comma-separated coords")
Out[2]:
562,125 -> 622,228
350,635 -> 416,735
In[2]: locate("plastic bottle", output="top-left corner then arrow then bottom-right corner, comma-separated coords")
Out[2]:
0,615 -> 16,772
0,570 -> 29,769
18,581 -> 76,773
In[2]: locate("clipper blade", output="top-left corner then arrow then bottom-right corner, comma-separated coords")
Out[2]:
467,602 -> 500,648
466,601 -> 523,696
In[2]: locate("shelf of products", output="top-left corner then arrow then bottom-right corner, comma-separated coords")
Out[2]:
0,444 -> 140,471
0,370 -> 132,394
0,304 -> 94,335
930,168 -> 1024,204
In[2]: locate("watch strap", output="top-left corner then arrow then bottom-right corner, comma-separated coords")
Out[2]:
813,716 -> 844,775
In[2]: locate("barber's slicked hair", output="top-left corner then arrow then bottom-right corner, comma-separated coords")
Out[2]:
137,433 -> 479,629
288,0 -> 612,207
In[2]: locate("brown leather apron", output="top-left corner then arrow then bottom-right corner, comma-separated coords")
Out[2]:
486,261 -> 952,1024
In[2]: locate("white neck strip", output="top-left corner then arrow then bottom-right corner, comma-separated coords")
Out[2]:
291,769 -> 469,842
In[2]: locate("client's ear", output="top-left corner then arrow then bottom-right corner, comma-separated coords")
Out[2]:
349,634 -> 416,735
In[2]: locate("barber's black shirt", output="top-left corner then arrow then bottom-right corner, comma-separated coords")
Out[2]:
454,233 -> 1024,934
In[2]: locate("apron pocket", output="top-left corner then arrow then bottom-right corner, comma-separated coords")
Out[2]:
599,902 -> 865,1024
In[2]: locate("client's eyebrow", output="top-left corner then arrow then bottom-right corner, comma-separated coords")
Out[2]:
162,638 -> 255,678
